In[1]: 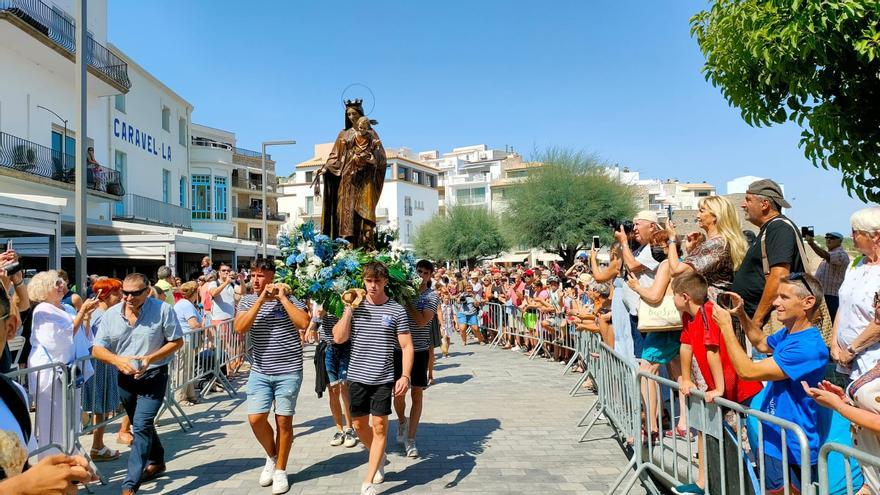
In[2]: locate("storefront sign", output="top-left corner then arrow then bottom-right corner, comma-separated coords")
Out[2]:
113,118 -> 172,162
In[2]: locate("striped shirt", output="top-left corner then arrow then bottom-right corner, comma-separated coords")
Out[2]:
237,294 -> 306,375
347,299 -> 410,385
814,246 -> 850,297
409,289 -> 440,352
321,313 -> 339,343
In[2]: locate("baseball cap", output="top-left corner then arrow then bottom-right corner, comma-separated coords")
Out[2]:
548,276 -> 560,284
825,232 -> 844,239
523,269 -> 534,277
746,179 -> 791,209
576,251 -> 588,260
633,210 -> 659,224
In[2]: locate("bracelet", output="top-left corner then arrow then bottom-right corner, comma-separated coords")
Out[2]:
402,375 -> 411,383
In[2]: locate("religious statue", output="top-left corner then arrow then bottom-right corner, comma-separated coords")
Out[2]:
312,99 -> 387,250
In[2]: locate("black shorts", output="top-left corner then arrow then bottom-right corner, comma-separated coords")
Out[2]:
394,348 -> 429,389
348,381 -> 393,417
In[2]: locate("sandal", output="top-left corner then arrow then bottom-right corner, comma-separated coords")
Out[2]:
665,427 -> 693,440
179,400 -> 197,407
91,446 -> 120,462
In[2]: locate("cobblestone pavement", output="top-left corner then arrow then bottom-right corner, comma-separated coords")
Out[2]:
85,343 -> 645,494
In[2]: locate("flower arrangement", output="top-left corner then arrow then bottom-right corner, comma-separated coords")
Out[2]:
275,222 -> 420,317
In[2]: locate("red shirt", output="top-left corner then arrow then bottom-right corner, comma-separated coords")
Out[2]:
679,301 -> 762,404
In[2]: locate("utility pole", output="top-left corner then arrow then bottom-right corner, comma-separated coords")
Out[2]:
74,0 -> 88,296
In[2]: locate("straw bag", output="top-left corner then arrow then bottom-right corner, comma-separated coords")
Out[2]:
759,217 -> 833,346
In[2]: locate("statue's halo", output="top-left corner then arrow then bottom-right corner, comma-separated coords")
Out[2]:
340,83 -> 376,116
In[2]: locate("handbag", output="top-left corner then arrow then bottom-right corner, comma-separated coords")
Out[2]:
759,217 -> 834,346
637,293 -> 683,332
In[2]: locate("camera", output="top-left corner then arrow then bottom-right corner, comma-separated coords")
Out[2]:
801,226 -> 815,238
717,292 -> 733,310
605,218 -> 634,234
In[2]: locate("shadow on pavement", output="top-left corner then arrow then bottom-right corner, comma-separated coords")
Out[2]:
295,413 -> 337,438
144,457 -> 262,495
431,374 -> 472,385
444,351 -> 474,358
380,418 -> 501,493
431,362 -> 461,372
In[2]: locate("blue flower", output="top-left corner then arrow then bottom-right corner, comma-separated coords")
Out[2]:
294,252 -> 305,264
286,254 -> 297,266
314,234 -> 330,243
318,267 -> 333,280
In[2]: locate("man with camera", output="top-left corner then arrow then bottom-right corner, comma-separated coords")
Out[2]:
614,210 -> 661,360
234,260 -> 310,494
806,231 -> 848,320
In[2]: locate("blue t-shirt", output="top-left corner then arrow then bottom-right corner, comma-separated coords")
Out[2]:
174,299 -> 202,330
760,326 -> 829,465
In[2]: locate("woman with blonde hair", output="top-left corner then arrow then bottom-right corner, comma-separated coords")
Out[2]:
27,270 -> 99,456
666,195 -> 747,300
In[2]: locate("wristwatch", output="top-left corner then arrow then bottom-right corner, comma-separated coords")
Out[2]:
847,345 -> 858,355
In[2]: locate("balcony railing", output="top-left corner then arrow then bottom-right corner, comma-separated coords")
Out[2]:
0,0 -> 131,90
191,137 -> 232,151
231,177 -> 276,193
114,194 -> 191,229
233,207 -> 286,221
0,131 -> 124,196
233,146 -> 271,161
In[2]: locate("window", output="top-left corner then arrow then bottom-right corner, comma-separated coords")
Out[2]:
114,94 -> 125,113
415,200 -> 424,211
162,169 -> 170,203
161,106 -> 170,132
179,176 -> 186,207
398,166 -> 409,181
305,171 -> 314,184
249,228 -> 262,242
191,174 -> 211,220
178,118 -> 187,146
113,151 -> 127,216
412,170 -> 421,185
214,176 -> 227,220
456,187 -> 486,205
696,191 -> 710,197
51,131 -> 75,169
404,196 -> 412,216
384,167 -> 392,181
305,196 -> 314,215
427,175 -> 436,188
508,170 -> 529,179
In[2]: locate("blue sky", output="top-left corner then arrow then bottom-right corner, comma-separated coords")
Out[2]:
108,0 -> 870,233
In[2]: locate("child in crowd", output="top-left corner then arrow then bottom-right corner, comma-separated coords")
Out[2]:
437,286 -> 456,358
672,272 -> 762,495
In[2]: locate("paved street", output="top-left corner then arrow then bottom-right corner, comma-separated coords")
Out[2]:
86,343 -> 643,495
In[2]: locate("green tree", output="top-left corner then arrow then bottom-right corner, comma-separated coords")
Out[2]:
413,204 -> 509,267
504,148 -> 637,266
691,0 -> 880,201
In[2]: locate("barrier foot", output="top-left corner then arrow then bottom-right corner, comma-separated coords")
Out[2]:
579,404 -> 607,442
528,341 -> 544,361
577,399 -> 600,427
488,331 -> 503,350
562,352 -> 580,376
214,373 -> 237,398
159,392 -> 193,431
607,459 -> 643,495
569,370 -> 591,397
72,438 -> 107,488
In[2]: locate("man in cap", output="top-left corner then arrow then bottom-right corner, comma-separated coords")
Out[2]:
731,179 -> 808,330
806,231 -> 849,320
614,210 -> 661,360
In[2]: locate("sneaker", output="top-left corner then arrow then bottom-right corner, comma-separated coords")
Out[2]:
361,482 -> 377,495
396,419 -> 407,446
512,345 -> 520,351
271,470 -> 289,494
372,454 -> 386,484
343,428 -> 358,448
330,430 -> 345,447
259,456 -> 277,487
405,439 -> 419,458
672,483 -> 705,495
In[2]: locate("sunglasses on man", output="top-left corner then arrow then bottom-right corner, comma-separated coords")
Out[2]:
121,287 -> 148,297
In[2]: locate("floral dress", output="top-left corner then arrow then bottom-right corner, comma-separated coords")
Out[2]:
682,236 -> 734,302
440,301 -> 456,337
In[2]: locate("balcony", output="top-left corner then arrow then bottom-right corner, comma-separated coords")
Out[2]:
233,146 -> 270,161
231,176 -> 277,193
114,194 -> 191,229
0,131 -> 124,197
0,0 -> 131,92
233,207 -> 286,222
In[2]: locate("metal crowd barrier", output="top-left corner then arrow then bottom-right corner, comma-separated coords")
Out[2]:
817,442 -> 879,495
6,362 -> 71,458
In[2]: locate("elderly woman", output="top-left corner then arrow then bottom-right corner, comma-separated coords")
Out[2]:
82,277 -> 123,462
174,281 -> 202,406
27,270 -> 99,456
831,207 -> 880,385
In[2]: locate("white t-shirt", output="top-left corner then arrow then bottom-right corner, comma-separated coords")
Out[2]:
209,281 -> 236,320
836,258 -> 880,379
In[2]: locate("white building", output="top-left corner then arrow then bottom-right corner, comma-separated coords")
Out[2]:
419,144 -> 518,214
0,0 -> 277,278
277,144 -> 439,249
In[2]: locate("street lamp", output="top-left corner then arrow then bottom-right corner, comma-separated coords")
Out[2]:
261,140 -> 296,258
36,105 -> 69,170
